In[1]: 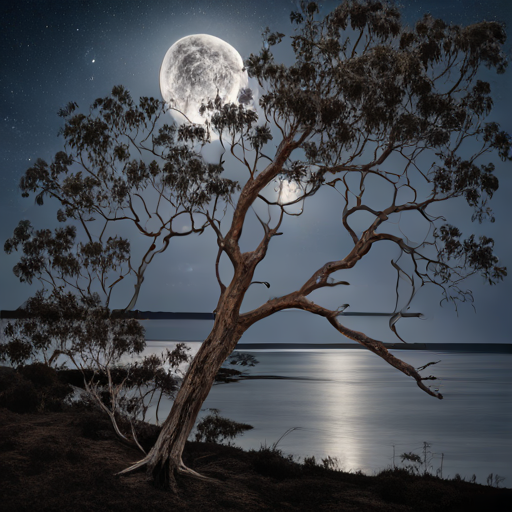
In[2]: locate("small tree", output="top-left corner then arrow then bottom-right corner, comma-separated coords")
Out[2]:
1,289 -> 142,369
193,409 -> 253,445
0,288 -> 190,450
4,0 -> 510,489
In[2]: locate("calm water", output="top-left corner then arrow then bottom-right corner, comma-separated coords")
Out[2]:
146,343 -> 511,485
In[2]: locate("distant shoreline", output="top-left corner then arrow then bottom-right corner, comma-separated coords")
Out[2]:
234,343 -> 512,353
145,341 -> 512,354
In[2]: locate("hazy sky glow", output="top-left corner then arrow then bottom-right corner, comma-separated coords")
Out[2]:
1,0 -> 511,344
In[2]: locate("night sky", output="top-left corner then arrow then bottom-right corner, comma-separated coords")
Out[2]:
1,0 -> 511,344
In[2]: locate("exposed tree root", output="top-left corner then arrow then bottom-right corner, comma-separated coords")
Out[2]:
117,455 -> 220,490
177,462 -> 220,482
116,457 -> 149,476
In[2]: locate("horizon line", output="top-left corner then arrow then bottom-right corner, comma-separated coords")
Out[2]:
0,309 -> 408,320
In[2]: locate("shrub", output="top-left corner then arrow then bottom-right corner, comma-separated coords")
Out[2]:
19,362 -> 58,388
303,455 -> 317,468
42,382 -> 74,411
252,446 -> 300,480
226,352 -> 259,367
302,454 -> 343,474
194,410 -> 253,444
0,367 -> 17,393
321,455 -> 342,471
2,379 -> 40,413
0,369 -> 72,413
1,289 -> 192,451
129,421 -> 161,452
487,473 -> 506,488
399,442 -> 443,477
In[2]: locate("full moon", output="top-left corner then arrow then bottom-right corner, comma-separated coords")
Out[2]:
160,34 -> 248,125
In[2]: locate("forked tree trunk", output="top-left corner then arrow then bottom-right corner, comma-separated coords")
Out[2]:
141,315 -> 244,488
119,159 -> 285,487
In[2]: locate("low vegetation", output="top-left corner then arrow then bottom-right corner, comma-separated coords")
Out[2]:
194,409 -> 253,445
0,290 -> 191,451
0,370 -> 510,510
0,364 -> 73,414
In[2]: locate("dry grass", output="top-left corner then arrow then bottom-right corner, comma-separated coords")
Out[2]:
1,405 -> 511,511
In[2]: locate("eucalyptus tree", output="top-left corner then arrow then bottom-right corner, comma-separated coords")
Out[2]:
6,0 -> 510,490
6,86 -> 237,309
3,87 -> 232,447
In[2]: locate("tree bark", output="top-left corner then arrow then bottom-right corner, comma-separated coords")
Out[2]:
120,309 -> 245,488
119,187 -> 268,487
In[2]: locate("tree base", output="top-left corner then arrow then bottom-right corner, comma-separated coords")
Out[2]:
118,456 -> 220,491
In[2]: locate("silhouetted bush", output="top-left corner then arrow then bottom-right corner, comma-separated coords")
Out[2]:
57,368 -> 89,388
301,454 -> 344,476
43,382 -> 74,411
486,472 -> 506,488
214,367 -> 243,383
19,362 -> 58,388
227,352 -> 259,367
303,455 -> 318,469
1,290 -> 191,451
0,366 -> 17,392
4,363 -> 75,412
194,409 -> 253,444
2,379 -> 40,413
131,421 -> 161,452
321,455 -> 342,471
251,446 -> 301,480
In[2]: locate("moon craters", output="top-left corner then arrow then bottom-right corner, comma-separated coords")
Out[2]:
160,34 -> 248,125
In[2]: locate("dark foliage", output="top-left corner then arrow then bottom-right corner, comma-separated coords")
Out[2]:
0,288 -> 190,446
0,366 -> 17,393
0,364 -> 73,414
251,446 -> 301,480
214,367 -> 244,383
194,410 -> 253,444
19,362 -> 58,388
79,410 -> 116,440
227,352 -> 259,367
243,0 -> 510,315
0,289 -> 145,369
1,378 -> 40,413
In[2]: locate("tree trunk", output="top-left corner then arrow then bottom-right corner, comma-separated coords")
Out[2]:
119,227 -> 261,488
140,316 -> 244,488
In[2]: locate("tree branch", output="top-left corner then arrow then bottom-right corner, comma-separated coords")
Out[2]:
240,295 -> 442,399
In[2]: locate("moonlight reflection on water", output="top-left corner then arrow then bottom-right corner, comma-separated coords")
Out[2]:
140,343 -> 512,483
